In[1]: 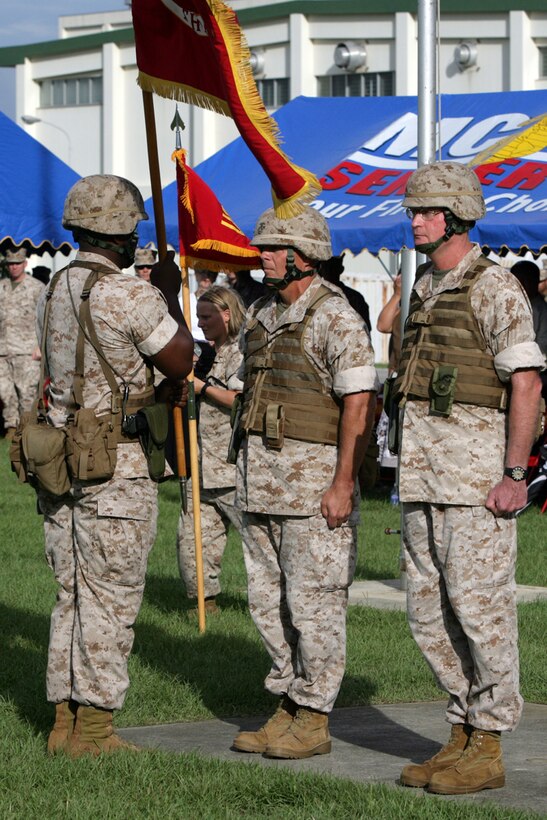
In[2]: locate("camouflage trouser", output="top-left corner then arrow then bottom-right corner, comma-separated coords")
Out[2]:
241,511 -> 357,713
39,476 -> 158,711
177,486 -> 242,599
0,354 -> 40,428
403,502 -> 522,732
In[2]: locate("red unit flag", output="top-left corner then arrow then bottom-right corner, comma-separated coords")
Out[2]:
133,0 -> 320,217
175,149 -> 262,272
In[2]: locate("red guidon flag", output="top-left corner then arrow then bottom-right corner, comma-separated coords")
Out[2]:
133,0 -> 320,217
174,149 -> 262,272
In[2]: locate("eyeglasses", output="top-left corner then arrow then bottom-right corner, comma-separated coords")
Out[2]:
135,265 -> 152,270
405,207 -> 445,221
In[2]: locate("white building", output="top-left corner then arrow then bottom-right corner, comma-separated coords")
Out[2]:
1,0 -> 546,359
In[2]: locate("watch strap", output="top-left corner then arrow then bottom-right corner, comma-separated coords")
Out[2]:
504,466 -> 527,481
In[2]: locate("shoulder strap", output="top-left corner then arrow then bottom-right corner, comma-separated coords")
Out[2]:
67,263 -> 153,413
35,267 -> 68,417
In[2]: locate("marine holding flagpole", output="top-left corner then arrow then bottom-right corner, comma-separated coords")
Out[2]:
36,175 -> 193,757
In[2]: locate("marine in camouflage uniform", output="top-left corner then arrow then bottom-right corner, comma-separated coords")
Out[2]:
177,323 -> 244,605
395,162 -> 544,795
37,175 -> 193,757
232,207 -> 378,760
0,248 -> 44,436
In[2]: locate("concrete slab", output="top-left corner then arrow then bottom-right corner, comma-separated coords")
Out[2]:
120,701 -> 547,815
348,579 -> 547,611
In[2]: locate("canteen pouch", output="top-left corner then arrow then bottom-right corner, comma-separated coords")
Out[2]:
137,403 -> 168,481
21,422 -> 70,496
65,408 -> 118,482
429,365 -> 458,417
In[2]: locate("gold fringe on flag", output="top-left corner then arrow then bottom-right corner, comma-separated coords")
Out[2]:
138,71 -> 230,117
208,0 -> 321,218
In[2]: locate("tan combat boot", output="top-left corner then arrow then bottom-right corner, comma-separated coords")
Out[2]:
67,705 -> 141,758
232,696 -> 297,753
47,700 -> 78,755
400,723 -> 472,788
428,729 -> 505,794
264,705 -> 331,759
188,597 -> 220,617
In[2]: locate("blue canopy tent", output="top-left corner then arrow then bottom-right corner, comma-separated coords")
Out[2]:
0,111 -> 79,256
140,90 -> 547,258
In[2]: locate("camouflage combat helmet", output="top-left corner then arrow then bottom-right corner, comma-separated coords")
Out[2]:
63,174 -> 148,235
5,248 -> 28,263
403,161 -> 486,221
251,206 -> 332,261
134,246 -> 157,266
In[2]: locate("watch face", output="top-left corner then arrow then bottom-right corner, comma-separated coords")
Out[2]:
507,466 -> 526,481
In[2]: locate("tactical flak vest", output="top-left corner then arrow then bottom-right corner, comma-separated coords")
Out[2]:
241,286 -> 342,447
394,256 -> 507,413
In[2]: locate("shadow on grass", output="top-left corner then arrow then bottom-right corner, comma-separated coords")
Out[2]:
0,599 -> 436,762
0,602 -> 51,734
143,571 -> 248,616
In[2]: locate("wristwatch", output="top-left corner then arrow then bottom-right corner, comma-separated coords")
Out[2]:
504,466 -> 527,482
200,381 -> 210,398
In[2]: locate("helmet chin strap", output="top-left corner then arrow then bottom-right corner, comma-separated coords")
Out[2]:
263,248 -> 317,291
73,229 -> 139,266
415,211 -> 472,255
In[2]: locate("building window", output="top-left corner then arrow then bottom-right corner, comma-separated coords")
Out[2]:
317,72 -> 394,97
540,47 -> 547,78
256,78 -> 290,109
39,76 -> 103,108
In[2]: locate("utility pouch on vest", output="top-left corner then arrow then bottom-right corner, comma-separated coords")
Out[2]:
136,403 -> 168,481
265,403 -> 285,449
227,393 -> 244,465
22,421 -> 70,496
65,408 -> 118,482
430,365 -> 458,417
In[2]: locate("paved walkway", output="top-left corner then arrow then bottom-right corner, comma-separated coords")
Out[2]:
120,700 -> 547,815
348,577 -> 547,610
120,581 -> 547,814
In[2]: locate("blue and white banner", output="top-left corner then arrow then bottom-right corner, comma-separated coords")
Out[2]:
141,90 -> 547,256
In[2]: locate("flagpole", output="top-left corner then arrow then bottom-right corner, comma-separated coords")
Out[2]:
141,89 -> 206,633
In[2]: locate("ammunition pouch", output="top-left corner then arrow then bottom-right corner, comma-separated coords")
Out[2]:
430,365 -> 458,417
135,403 -> 168,481
265,403 -> 285,449
65,408 -> 118,482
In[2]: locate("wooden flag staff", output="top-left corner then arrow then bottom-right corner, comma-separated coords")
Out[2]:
141,89 -> 206,633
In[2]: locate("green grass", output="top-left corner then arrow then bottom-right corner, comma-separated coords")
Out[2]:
0,439 -> 545,819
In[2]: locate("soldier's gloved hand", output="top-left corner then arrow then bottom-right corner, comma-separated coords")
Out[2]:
150,250 -> 180,298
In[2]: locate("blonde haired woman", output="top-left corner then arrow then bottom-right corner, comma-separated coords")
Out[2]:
177,285 -> 247,613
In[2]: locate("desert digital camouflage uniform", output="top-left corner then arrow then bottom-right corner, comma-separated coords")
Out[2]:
236,276 -> 379,713
0,272 -> 44,427
399,243 -> 545,732
177,335 -> 243,598
36,250 -> 179,710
